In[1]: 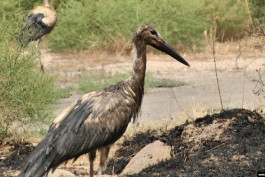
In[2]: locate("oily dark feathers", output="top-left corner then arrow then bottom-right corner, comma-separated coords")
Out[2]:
19,78 -> 143,177
18,13 -> 53,47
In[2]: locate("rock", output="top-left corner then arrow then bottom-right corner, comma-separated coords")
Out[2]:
32,143 -> 38,147
47,169 -> 76,177
121,140 -> 171,175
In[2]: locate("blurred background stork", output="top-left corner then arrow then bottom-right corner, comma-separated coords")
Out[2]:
19,24 -> 190,177
18,0 -> 57,72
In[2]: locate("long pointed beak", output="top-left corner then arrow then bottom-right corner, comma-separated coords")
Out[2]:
151,39 -> 190,67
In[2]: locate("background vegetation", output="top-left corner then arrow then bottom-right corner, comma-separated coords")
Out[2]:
0,12 -> 65,142
48,0 -> 249,52
1,0 -> 263,52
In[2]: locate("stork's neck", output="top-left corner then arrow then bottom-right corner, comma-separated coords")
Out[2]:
44,0 -> 50,6
132,40 -> 147,86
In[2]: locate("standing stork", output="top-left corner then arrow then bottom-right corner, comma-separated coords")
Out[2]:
18,0 -> 57,72
19,24 -> 190,177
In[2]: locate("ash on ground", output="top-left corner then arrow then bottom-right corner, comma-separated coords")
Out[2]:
105,109 -> 265,177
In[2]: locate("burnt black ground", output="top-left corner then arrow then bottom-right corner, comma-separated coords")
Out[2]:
0,142 -> 34,176
0,109 -> 264,176
105,109 -> 265,177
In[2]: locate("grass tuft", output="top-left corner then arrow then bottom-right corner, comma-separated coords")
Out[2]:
77,69 -> 186,94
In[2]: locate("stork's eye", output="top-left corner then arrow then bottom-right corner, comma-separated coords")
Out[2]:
150,30 -> 157,35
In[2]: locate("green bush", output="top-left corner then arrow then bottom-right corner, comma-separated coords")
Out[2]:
0,14 -> 64,141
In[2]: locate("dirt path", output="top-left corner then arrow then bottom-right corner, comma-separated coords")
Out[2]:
42,48 -> 265,125
141,57 -> 265,123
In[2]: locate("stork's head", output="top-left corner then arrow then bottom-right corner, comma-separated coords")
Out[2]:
133,24 -> 190,67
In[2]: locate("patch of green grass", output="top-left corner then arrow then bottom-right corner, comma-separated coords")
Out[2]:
145,72 -> 187,92
78,69 -> 131,93
77,69 -> 186,93
39,128 -> 49,137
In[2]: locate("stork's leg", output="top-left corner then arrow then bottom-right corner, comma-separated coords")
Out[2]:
34,39 -> 44,72
88,150 -> 96,177
98,146 -> 111,177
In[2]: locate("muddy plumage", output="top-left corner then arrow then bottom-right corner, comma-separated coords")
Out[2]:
19,24 -> 189,177
18,0 -> 57,72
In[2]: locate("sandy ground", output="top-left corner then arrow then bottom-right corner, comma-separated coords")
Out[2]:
41,45 -> 265,125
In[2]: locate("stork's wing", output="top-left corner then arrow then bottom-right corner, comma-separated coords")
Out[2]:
18,13 -> 53,47
41,88 -> 134,167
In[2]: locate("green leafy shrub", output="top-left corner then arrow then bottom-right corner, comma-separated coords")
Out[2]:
0,14 -> 64,141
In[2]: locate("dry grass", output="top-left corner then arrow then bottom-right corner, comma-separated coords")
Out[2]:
191,37 -> 265,60
124,103 -> 222,140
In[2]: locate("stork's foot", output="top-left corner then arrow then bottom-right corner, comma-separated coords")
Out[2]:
97,166 -> 102,177
40,64 -> 45,73
90,163 -> 94,177
89,150 -> 96,177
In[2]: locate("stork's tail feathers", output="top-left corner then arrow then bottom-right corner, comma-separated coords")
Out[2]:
17,29 -> 31,48
18,139 -> 57,177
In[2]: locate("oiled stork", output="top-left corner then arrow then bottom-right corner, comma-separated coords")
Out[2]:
19,24 -> 190,177
18,0 -> 57,72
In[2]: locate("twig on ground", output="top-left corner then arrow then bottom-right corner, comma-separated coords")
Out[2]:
205,141 -> 228,153
235,41 -> 242,69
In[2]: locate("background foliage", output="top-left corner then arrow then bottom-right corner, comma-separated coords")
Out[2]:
0,13 -> 64,141
1,0 -> 263,52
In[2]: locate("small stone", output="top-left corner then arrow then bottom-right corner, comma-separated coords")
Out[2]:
121,140 -> 171,175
